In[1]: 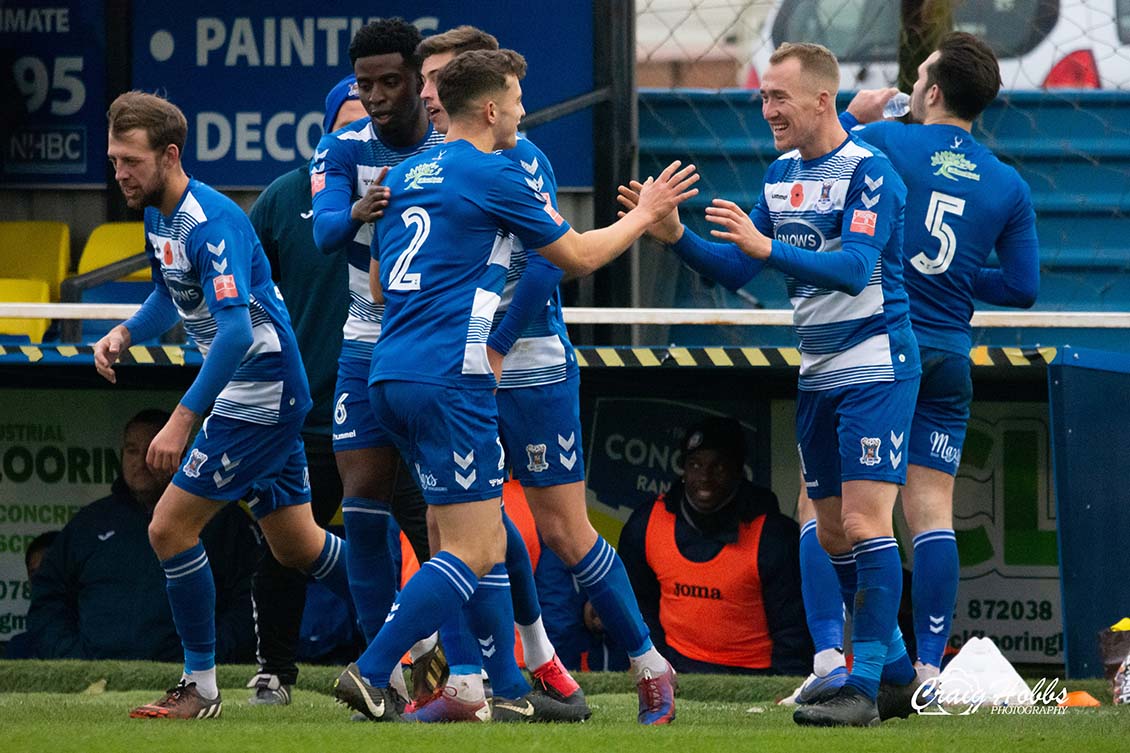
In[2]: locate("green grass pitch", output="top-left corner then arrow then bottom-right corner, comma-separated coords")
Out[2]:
1,661 -> 1125,753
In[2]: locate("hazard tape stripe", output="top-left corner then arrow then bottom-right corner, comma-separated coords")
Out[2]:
0,345 -> 1058,367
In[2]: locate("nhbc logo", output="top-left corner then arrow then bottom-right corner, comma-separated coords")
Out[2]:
911,671 -> 1068,716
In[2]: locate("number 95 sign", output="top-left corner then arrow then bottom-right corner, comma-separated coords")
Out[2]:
1,1 -> 106,185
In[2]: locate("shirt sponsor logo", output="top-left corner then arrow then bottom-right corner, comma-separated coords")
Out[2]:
404,160 -> 444,190
166,277 -> 204,309
775,219 -> 824,250
850,209 -> 877,236
931,150 -> 980,181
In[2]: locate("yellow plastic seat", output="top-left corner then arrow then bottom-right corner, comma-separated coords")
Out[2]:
0,221 -> 70,300
78,222 -> 150,281
0,277 -> 51,342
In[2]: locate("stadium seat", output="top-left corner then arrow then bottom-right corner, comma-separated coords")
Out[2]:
0,277 -> 51,342
0,221 -> 70,300
78,222 -> 150,281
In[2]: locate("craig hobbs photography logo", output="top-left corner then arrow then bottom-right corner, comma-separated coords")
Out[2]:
911,670 -> 1068,716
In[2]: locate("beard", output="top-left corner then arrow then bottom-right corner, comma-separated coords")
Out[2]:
123,162 -> 167,210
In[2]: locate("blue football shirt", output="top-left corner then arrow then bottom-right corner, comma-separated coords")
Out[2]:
369,139 -> 571,390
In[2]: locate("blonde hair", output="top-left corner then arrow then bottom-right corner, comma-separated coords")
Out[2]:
769,42 -> 840,91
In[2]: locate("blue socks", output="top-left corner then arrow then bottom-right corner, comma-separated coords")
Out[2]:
341,497 -> 395,641
308,529 -> 351,603
843,537 -> 904,700
356,551 -> 477,687
913,528 -> 959,668
503,511 -> 542,626
438,608 -> 483,677
465,563 -> 529,699
571,536 -> 652,656
799,520 -> 845,653
162,541 -> 216,674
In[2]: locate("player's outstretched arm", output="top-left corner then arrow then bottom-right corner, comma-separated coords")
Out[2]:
538,160 -> 699,277
95,288 -> 179,383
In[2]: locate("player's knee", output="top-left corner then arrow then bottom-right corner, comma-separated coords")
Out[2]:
148,519 -> 187,560
538,517 -> 595,567
840,509 -> 887,544
816,525 -> 850,555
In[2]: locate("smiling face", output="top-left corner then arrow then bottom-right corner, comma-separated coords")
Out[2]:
490,74 -> 525,151
760,56 -> 825,156
683,448 -> 742,513
107,128 -> 170,210
354,52 -> 424,143
420,50 -> 456,134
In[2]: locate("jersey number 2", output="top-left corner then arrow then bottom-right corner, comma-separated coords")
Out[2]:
913,191 -> 966,276
387,206 -> 430,291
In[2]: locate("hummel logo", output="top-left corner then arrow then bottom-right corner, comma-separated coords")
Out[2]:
559,451 -> 577,470
206,240 -> 226,256
864,175 -> 884,192
929,614 -> 946,634
890,450 -> 903,469
300,210 -> 313,219
211,258 -> 228,274
97,530 -> 115,541
214,471 -> 235,488
314,148 -> 328,161
520,156 -> 539,175
385,603 -> 399,623
494,699 -> 534,717
861,192 -> 880,208
524,174 -> 544,193
890,431 -> 904,449
453,450 -> 474,470
221,453 -> 241,472
558,432 -> 575,451
479,636 -> 497,658
455,469 -> 477,489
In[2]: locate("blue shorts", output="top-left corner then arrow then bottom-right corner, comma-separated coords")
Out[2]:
796,377 -> 919,499
368,380 -> 506,505
174,414 -> 311,520
908,347 -> 972,476
332,356 -> 384,452
496,377 -> 585,487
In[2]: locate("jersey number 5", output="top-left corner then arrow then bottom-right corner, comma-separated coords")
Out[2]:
387,206 -> 430,291
913,191 -> 966,276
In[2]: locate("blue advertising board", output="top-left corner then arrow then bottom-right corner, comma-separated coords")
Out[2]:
1,0 -> 107,186
131,1 -> 594,188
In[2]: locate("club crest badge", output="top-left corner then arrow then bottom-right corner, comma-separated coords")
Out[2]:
526,443 -> 549,473
859,437 -> 882,467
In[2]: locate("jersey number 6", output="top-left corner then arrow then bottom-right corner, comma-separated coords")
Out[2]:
387,206 -> 430,291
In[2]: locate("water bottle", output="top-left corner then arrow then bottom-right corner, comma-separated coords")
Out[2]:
883,91 -> 911,119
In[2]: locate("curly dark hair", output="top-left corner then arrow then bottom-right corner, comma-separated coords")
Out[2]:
349,17 -> 424,69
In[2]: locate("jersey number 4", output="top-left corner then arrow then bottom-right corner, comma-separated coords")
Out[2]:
912,191 -> 966,276
387,206 -> 430,291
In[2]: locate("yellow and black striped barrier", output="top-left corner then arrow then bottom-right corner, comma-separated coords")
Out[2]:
0,343 -> 1057,368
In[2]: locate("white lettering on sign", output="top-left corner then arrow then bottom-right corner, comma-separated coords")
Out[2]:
194,16 -> 439,67
0,7 -> 70,33
196,111 -> 322,162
